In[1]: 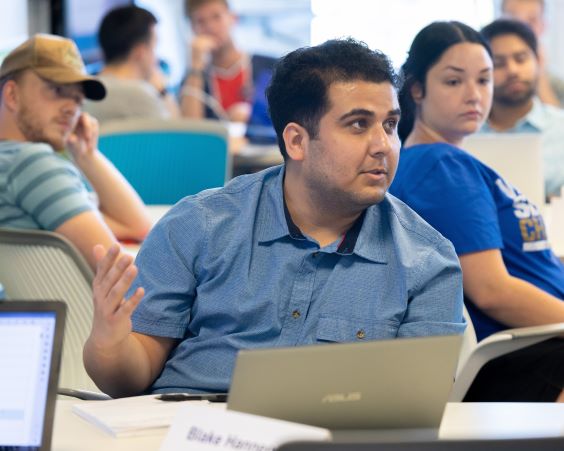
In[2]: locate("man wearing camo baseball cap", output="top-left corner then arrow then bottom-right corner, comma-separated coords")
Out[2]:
0,33 -> 106,100
0,34 -> 150,269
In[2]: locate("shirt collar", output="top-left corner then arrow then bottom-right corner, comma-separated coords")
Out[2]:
349,198 -> 389,263
482,97 -> 546,132
256,165 -> 295,243
256,167 -> 388,263
524,97 -> 548,130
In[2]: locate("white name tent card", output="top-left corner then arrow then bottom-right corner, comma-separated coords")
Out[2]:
159,404 -> 331,451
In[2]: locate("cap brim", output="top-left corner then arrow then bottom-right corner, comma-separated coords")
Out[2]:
81,79 -> 106,101
34,67 -> 106,101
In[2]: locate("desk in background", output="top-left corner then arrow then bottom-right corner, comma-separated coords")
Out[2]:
121,205 -> 171,256
228,122 -> 283,177
232,143 -> 283,177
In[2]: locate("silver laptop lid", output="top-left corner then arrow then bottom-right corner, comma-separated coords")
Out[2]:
0,300 -> 66,451
228,335 -> 462,430
462,133 -> 545,207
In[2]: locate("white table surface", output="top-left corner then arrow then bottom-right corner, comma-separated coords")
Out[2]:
121,205 -> 171,256
52,400 -> 564,451
543,202 -> 564,257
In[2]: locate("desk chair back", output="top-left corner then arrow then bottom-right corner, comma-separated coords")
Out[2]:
99,118 -> 231,205
0,228 -> 99,392
451,314 -> 564,401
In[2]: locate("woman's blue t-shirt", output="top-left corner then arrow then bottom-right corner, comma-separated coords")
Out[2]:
389,142 -> 564,340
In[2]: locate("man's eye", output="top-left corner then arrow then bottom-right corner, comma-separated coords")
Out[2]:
50,85 -> 64,96
384,119 -> 398,133
350,119 -> 367,130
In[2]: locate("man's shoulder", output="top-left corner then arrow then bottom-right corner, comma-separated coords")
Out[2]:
0,141 -> 59,170
538,101 -> 564,122
96,76 -> 160,103
0,140 -> 53,155
522,97 -> 564,132
378,193 -> 453,249
166,166 -> 282,221
99,75 -> 154,91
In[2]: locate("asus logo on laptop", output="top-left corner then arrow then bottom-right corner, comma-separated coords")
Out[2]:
321,392 -> 362,403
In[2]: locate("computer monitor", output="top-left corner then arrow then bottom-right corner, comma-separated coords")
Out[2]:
462,133 -> 545,207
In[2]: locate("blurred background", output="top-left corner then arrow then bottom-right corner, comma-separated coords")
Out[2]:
5,0 -> 563,88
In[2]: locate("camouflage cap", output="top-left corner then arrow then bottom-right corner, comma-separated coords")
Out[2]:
0,34 -> 106,100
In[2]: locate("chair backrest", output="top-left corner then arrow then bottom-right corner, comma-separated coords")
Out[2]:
450,317 -> 564,401
99,118 -> 231,205
456,306 -> 478,377
0,228 -> 99,392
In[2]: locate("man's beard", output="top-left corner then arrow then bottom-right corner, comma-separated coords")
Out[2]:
493,79 -> 536,107
16,104 -> 66,150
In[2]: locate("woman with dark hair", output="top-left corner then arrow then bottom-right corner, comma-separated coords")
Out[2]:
389,21 -> 564,402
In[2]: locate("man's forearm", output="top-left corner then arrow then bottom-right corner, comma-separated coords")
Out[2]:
180,71 -> 207,118
76,152 -> 151,240
83,333 -> 154,398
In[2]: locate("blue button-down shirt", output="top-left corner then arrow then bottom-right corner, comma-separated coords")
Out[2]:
131,165 -> 464,393
481,97 -> 564,198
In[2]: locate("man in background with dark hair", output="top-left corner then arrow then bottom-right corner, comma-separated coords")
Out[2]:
481,18 -> 564,198
84,5 -> 181,123
84,38 -> 465,398
501,0 -> 564,106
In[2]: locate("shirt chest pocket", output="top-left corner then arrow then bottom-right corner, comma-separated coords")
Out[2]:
316,316 -> 400,343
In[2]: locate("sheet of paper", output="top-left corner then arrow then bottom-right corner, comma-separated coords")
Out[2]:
72,395 -> 223,438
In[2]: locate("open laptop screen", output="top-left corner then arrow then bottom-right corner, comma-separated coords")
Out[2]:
0,301 -> 65,451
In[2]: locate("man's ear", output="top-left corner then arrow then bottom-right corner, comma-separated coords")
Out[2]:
2,80 -> 20,112
282,122 -> 309,162
130,42 -> 147,63
410,82 -> 424,105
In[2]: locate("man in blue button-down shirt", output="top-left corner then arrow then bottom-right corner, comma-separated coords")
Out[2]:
84,38 -> 465,398
481,19 -> 564,198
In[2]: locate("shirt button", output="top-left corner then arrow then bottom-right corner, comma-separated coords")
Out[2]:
356,329 -> 366,339
312,252 -> 319,258
292,310 -> 301,319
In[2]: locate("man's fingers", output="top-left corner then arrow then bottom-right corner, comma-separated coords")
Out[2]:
98,253 -> 135,304
94,243 -> 121,281
93,244 -> 107,263
106,264 -> 139,314
117,287 -> 145,320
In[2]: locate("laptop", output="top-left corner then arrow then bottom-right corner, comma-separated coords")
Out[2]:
227,335 -> 462,430
462,133 -> 545,207
0,300 -> 66,451
244,66 -> 277,145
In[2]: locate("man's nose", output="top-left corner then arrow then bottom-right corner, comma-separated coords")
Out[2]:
368,126 -> 393,156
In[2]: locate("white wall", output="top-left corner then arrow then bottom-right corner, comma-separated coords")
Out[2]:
544,0 -> 564,79
0,0 -> 28,60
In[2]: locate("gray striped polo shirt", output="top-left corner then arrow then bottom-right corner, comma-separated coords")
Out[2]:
0,141 -> 94,231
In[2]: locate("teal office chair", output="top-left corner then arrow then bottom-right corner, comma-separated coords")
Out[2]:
99,118 -> 231,205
